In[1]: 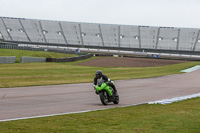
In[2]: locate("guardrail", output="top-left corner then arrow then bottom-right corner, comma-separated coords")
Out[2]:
46,54 -> 93,62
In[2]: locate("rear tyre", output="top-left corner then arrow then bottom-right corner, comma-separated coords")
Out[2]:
113,93 -> 119,104
99,91 -> 109,105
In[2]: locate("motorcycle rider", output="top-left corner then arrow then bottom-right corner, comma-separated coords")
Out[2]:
94,70 -> 118,96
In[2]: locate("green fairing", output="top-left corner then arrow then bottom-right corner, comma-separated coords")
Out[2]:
95,83 -> 113,96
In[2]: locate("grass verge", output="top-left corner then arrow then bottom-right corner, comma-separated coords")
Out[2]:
0,97 -> 199,133
0,49 -> 76,62
0,57 -> 200,88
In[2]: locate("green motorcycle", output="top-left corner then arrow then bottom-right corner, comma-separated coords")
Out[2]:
94,81 -> 119,105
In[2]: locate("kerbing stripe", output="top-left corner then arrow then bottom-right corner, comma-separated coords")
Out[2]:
181,65 -> 200,73
148,93 -> 200,104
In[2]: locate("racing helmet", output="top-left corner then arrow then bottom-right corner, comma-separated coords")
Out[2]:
96,70 -> 102,79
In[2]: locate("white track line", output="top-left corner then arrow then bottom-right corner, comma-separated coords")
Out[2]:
1,67 -> 200,122
0,103 -> 146,122
1,92 -> 200,122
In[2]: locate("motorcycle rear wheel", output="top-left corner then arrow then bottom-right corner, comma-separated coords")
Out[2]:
113,93 -> 119,104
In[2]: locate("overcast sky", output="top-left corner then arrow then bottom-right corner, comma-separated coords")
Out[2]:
0,0 -> 200,28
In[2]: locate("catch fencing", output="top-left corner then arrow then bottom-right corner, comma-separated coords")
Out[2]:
0,56 -> 16,64
0,54 -> 93,64
20,57 -> 46,63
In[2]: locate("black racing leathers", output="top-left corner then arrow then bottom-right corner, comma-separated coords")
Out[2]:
94,74 -> 108,85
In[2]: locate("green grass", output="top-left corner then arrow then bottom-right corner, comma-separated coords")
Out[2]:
0,49 -> 200,88
0,49 -> 76,62
0,56 -> 200,88
0,97 -> 199,133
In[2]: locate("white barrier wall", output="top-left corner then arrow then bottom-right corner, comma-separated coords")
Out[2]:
0,56 -> 16,64
20,57 -> 46,63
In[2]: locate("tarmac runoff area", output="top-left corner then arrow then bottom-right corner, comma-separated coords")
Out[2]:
0,67 -> 200,122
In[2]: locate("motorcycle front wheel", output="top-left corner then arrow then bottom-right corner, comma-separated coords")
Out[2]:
99,91 -> 109,105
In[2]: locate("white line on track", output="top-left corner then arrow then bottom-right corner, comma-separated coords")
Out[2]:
1,92 -> 200,122
0,103 -> 146,122
1,67 -> 199,122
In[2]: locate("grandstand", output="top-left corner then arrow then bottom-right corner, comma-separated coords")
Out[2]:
0,16 -> 200,55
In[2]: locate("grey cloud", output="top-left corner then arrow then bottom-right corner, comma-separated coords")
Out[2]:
0,0 -> 199,28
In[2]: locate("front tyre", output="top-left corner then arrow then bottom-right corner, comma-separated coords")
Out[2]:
99,91 -> 109,105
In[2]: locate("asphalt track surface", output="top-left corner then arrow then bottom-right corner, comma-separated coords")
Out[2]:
0,70 -> 200,121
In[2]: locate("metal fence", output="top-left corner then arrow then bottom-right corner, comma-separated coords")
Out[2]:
0,56 -> 16,64
20,57 -> 46,63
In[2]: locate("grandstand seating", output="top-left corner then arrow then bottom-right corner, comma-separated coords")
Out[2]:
0,18 -> 12,41
81,23 -> 102,46
2,18 -> 29,42
140,26 -> 158,49
157,27 -> 178,50
0,17 -> 200,52
120,25 -> 140,48
60,22 -> 81,45
20,19 -> 44,43
179,29 -> 199,51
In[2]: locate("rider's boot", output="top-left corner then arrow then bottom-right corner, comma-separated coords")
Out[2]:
112,85 -> 118,96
